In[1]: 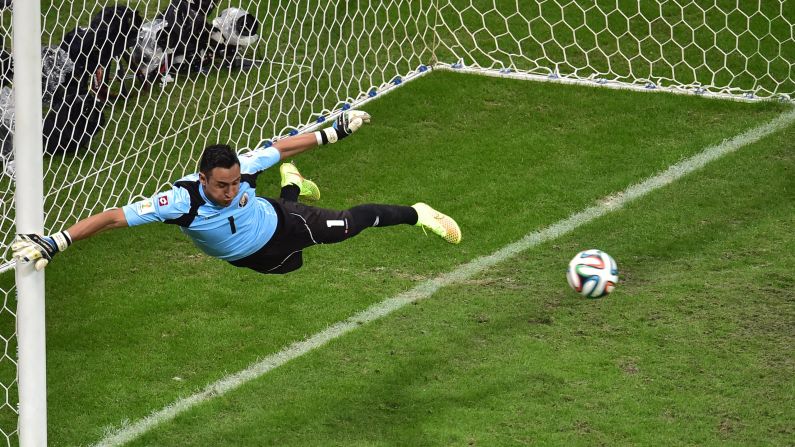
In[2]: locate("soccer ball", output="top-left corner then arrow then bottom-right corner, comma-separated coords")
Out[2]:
566,249 -> 619,298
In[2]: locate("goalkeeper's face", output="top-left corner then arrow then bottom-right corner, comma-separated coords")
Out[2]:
200,164 -> 241,207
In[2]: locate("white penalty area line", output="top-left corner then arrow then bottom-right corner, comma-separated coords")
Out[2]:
94,107 -> 795,447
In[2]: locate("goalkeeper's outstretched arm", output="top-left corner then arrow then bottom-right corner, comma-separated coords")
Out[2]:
273,110 -> 370,160
12,208 -> 127,270
65,208 -> 128,242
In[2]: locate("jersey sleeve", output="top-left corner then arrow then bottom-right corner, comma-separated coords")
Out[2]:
122,187 -> 193,227
239,146 -> 281,174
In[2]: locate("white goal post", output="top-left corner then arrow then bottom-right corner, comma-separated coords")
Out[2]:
0,0 -> 792,444
11,1 -> 46,446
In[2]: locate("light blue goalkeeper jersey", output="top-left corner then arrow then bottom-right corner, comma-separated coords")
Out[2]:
122,146 -> 282,261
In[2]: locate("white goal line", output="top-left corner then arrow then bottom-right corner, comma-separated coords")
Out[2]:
93,106 -> 795,446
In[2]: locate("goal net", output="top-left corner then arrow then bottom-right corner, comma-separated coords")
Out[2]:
0,0 -> 436,442
434,0 -> 794,100
0,0 -> 792,443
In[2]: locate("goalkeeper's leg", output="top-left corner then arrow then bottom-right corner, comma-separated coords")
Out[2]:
230,201 -> 459,274
280,163 -> 319,202
288,202 -> 417,244
344,204 -> 418,239
285,201 -> 461,245
280,184 -> 300,202
229,203 -> 415,274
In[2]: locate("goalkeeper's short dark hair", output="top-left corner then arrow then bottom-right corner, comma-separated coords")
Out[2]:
200,144 -> 239,175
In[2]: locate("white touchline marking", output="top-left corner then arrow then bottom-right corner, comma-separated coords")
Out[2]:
94,107 -> 795,446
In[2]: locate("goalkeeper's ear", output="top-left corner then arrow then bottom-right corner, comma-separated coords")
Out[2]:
314,110 -> 371,145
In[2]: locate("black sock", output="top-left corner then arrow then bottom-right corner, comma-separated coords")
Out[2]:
280,184 -> 300,202
349,204 -> 418,230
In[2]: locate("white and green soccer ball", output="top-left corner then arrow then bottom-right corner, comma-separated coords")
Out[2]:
566,249 -> 619,298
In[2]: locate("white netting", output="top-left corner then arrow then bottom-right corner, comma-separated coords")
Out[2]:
0,0 -> 793,443
433,0 -> 794,100
0,0 -> 436,442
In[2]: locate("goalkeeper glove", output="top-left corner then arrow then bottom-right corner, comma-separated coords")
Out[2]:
314,110 -> 371,145
11,231 -> 72,271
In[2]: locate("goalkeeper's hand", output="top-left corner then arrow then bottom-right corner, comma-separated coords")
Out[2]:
315,110 -> 371,145
11,231 -> 72,271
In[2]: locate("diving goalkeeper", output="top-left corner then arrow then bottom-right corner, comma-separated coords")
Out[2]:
12,110 -> 461,274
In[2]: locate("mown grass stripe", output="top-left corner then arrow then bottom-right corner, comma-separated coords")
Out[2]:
94,106 -> 795,447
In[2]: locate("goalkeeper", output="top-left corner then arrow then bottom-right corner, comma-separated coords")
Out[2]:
12,110 -> 461,274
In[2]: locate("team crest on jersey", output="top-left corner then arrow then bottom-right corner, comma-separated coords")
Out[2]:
138,199 -> 155,215
158,195 -> 169,206
239,192 -> 249,207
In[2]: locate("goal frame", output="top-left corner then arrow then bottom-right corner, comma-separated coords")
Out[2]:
12,0 -> 47,445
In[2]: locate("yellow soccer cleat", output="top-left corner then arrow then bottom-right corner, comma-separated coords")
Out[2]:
412,202 -> 462,244
279,162 -> 320,201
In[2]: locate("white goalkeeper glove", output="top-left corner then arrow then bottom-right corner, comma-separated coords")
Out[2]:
11,231 -> 72,271
314,110 -> 371,145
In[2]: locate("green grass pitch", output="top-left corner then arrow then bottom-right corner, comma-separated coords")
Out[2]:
1,71 -> 792,445
0,0 -> 793,444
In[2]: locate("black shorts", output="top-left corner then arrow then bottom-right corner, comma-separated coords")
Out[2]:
229,198 -> 355,274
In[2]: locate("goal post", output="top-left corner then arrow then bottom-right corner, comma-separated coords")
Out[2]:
11,0 -> 47,445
